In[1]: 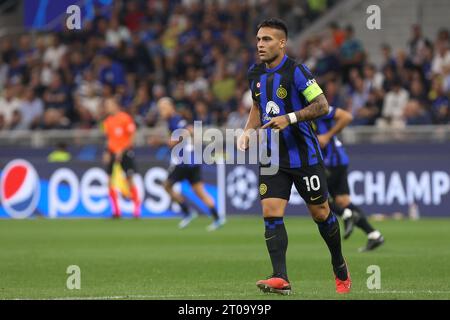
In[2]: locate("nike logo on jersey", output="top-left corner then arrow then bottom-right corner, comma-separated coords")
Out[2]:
255,92 -> 261,97
310,195 -> 322,201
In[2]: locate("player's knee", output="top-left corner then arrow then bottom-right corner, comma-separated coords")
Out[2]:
311,210 -> 329,222
309,202 -> 330,222
335,196 -> 350,208
262,204 -> 283,217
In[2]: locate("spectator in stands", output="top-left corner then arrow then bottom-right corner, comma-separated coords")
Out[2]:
17,86 -> 43,130
74,69 -> 102,128
98,49 -> 125,85
408,24 -> 431,66
403,99 -> 432,125
43,34 -> 67,70
7,54 -> 27,85
409,76 -> 429,107
227,100 -> 249,130
380,43 -> 396,71
340,25 -> 365,83
380,77 -> 410,127
193,100 -> 212,125
347,74 -> 370,119
328,21 -> 346,49
419,41 -> 434,80
324,79 -> 344,108
381,65 -> 397,93
352,89 -> 382,126
431,39 -> 450,76
42,72 -> 71,129
0,84 -> 21,129
429,75 -> 450,124
363,63 -> 384,93
106,16 -> 131,48
124,0 -> 146,33
314,37 -> 340,83
130,83 -> 153,127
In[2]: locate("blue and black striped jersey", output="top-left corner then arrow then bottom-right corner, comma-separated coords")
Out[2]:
313,106 -> 350,167
167,114 -> 197,167
247,54 -> 324,168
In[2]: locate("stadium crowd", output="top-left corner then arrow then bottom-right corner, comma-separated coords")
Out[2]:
0,0 -> 448,131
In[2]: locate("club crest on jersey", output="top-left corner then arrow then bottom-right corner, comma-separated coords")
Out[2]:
276,86 -> 287,99
266,101 -> 280,116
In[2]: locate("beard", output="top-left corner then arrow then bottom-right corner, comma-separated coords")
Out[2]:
261,53 -> 279,65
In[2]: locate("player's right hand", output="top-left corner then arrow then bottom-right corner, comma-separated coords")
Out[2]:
237,132 -> 250,151
102,151 -> 111,165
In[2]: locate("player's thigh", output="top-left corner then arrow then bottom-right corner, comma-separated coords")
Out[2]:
191,180 -> 209,199
259,168 -> 292,217
292,163 -> 330,220
187,165 -> 202,185
167,165 -> 185,186
293,164 -> 329,205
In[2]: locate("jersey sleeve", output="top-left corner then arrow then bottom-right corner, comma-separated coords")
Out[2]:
294,64 -> 323,103
320,106 -> 336,120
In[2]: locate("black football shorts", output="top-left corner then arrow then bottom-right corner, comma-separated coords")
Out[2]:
325,165 -> 350,198
167,164 -> 202,185
105,148 -> 137,177
259,163 -> 329,205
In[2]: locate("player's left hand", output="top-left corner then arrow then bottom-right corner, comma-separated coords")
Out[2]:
261,115 -> 290,131
317,134 -> 330,148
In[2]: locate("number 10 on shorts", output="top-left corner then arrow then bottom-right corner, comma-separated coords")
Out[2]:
303,175 -> 321,191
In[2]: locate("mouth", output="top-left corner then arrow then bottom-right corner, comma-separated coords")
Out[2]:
258,51 -> 266,56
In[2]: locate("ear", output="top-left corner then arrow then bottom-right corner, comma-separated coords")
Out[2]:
280,38 -> 286,49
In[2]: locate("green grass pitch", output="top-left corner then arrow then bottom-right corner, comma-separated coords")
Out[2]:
0,216 -> 449,300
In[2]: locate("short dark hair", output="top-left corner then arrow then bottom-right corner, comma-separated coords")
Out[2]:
257,18 -> 288,38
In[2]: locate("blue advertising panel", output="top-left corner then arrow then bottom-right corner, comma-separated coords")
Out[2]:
0,158 -> 218,219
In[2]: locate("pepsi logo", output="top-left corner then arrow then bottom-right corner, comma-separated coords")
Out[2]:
1,159 -> 40,219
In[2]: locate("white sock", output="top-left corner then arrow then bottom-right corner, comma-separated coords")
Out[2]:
368,230 -> 381,240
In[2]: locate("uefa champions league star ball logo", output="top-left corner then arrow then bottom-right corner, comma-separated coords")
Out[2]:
0,159 -> 40,219
226,166 -> 258,210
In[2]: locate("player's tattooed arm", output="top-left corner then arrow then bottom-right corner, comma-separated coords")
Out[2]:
262,94 -> 329,130
292,94 -> 329,122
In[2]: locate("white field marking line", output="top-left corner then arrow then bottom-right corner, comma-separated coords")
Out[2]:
10,292 -> 255,300
367,290 -> 450,294
9,290 -> 450,300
